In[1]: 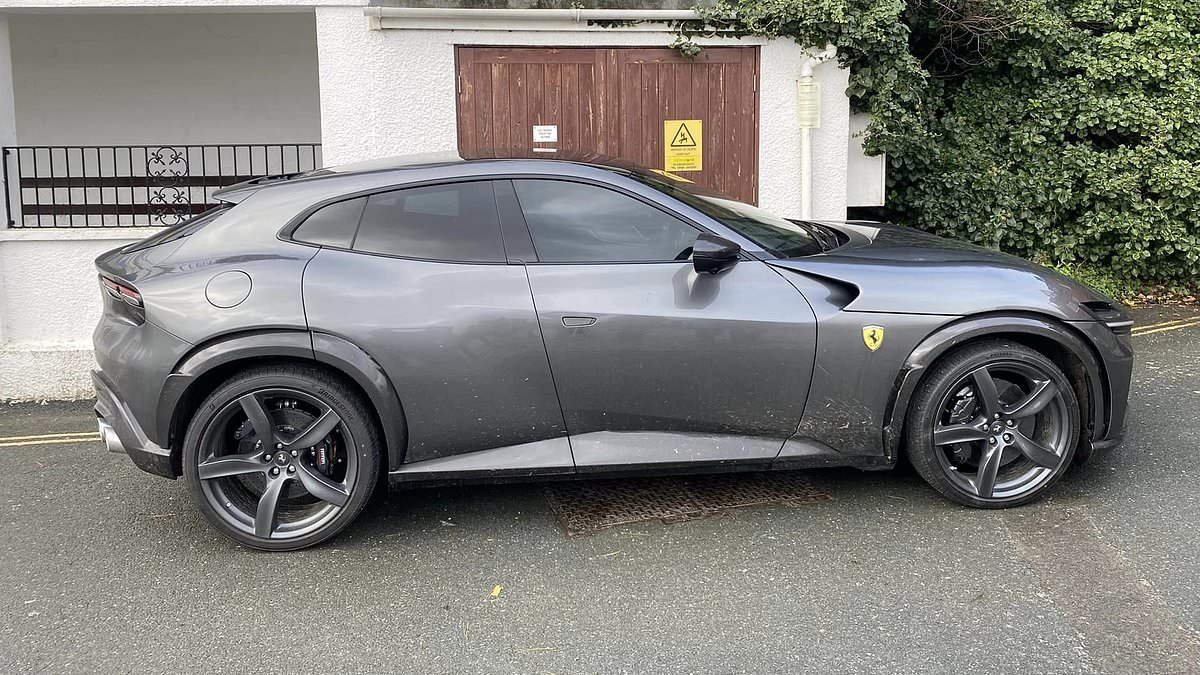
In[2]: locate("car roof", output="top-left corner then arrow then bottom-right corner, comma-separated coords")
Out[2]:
311,150 -> 645,175
212,151 -> 641,203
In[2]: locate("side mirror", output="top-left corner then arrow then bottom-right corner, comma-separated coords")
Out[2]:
692,233 -> 741,275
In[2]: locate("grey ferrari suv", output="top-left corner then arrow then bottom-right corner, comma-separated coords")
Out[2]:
92,154 -> 1133,550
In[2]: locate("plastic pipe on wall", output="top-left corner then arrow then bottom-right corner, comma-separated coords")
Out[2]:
797,44 -> 837,220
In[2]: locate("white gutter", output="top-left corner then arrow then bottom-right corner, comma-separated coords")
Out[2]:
797,44 -> 837,220
365,7 -> 707,31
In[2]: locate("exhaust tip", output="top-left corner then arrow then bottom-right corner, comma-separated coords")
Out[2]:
97,418 -> 126,454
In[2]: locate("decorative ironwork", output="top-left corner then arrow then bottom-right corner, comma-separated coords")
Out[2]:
148,185 -> 190,226
1,143 -> 321,228
146,146 -> 189,183
146,147 -> 191,225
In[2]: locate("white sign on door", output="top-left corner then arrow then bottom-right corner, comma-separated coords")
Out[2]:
532,125 -> 558,143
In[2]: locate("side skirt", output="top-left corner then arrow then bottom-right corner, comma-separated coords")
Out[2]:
387,436 -> 894,488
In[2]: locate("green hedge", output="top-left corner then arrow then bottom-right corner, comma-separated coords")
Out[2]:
694,0 -> 1200,284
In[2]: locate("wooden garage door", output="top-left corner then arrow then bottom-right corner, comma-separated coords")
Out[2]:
455,46 -> 760,203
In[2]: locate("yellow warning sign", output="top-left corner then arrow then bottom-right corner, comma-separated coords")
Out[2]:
664,119 -> 702,172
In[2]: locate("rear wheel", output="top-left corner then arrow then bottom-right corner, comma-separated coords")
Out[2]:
182,365 -> 381,550
905,340 -> 1080,508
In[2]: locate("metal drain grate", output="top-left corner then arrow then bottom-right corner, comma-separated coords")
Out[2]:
544,471 -> 832,537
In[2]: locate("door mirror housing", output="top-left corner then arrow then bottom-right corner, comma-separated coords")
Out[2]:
692,233 -> 741,275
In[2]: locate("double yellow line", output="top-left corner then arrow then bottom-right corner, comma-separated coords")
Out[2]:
0,430 -> 99,448
1131,317 -> 1200,337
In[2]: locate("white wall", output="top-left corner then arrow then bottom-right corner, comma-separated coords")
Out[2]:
315,6 -> 851,220
0,11 -> 321,400
847,112 -> 885,207
0,229 -> 142,399
0,7 -> 856,400
0,16 -> 14,149
9,12 -> 322,145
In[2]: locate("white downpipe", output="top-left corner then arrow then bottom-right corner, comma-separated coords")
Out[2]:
797,44 -> 837,220
799,126 -> 813,219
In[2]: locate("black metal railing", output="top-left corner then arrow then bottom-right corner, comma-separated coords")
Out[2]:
2,143 -> 322,228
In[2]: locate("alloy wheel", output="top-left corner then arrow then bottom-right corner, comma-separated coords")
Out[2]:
196,388 -> 358,540
930,361 -> 1072,501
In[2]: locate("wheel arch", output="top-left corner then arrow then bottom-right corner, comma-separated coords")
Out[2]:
158,330 -> 408,472
883,312 -> 1108,462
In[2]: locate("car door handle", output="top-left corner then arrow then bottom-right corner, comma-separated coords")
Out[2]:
562,316 -> 597,327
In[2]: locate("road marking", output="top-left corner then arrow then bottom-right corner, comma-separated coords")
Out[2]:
1132,318 -> 1192,332
1133,319 -> 1200,336
0,435 -> 99,448
0,430 -> 99,443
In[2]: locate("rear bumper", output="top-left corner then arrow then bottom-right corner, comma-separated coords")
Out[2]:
92,369 -> 178,479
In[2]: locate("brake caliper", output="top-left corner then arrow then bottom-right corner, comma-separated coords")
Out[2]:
313,439 -> 339,477
947,386 -> 978,464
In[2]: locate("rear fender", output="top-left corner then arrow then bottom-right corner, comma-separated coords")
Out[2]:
310,331 -> 408,470
158,330 -> 407,470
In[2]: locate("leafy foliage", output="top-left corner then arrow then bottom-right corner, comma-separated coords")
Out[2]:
692,0 -> 1200,285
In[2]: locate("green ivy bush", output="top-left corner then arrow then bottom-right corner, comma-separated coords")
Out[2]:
693,0 -> 1200,285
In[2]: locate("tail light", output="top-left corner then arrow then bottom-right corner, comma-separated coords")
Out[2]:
100,276 -> 143,307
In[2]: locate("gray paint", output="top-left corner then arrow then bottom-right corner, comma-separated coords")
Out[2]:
525,260 -> 816,443
790,309 -> 956,457
92,307 -> 192,449
776,221 -> 1102,320
391,436 -> 574,479
204,271 -> 252,308
91,154 -> 1131,485
572,431 -> 782,469
303,248 -> 566,463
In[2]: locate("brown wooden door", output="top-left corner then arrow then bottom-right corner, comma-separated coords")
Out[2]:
456,46 -> 760,203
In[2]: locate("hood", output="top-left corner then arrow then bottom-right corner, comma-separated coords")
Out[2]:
769,222 -> 1116,321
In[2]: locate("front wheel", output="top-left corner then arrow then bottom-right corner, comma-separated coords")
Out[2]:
905,340 -> 1081,508
183,364 -> 381,551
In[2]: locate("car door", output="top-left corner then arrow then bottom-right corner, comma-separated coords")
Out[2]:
300,180 -> 571,471
510,177 -> 818,470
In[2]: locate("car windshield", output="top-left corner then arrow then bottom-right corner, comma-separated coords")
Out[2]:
630,172 -> 825,258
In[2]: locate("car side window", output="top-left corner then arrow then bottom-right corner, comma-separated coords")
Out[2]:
291,197 -> 366,249
353,181 -> 505,263
512,179 -> 699,263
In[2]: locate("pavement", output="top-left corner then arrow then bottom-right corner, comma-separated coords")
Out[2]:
2,306 -> 1199,674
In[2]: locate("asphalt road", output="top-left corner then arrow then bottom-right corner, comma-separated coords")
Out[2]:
2,306 -> 1199,674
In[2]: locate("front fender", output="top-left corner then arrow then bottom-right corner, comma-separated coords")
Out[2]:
882,314 -> 1110,460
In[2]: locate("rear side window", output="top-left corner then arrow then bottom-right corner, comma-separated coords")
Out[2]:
292,197 -> 366,248
353,182 -> 504,262
512,179 -> 698,263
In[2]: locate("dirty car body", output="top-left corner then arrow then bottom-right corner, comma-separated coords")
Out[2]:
92,154 -> 1133,550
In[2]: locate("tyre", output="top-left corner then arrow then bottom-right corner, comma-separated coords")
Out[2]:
182,364 -> 382,551
905,340 -> 1080,508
